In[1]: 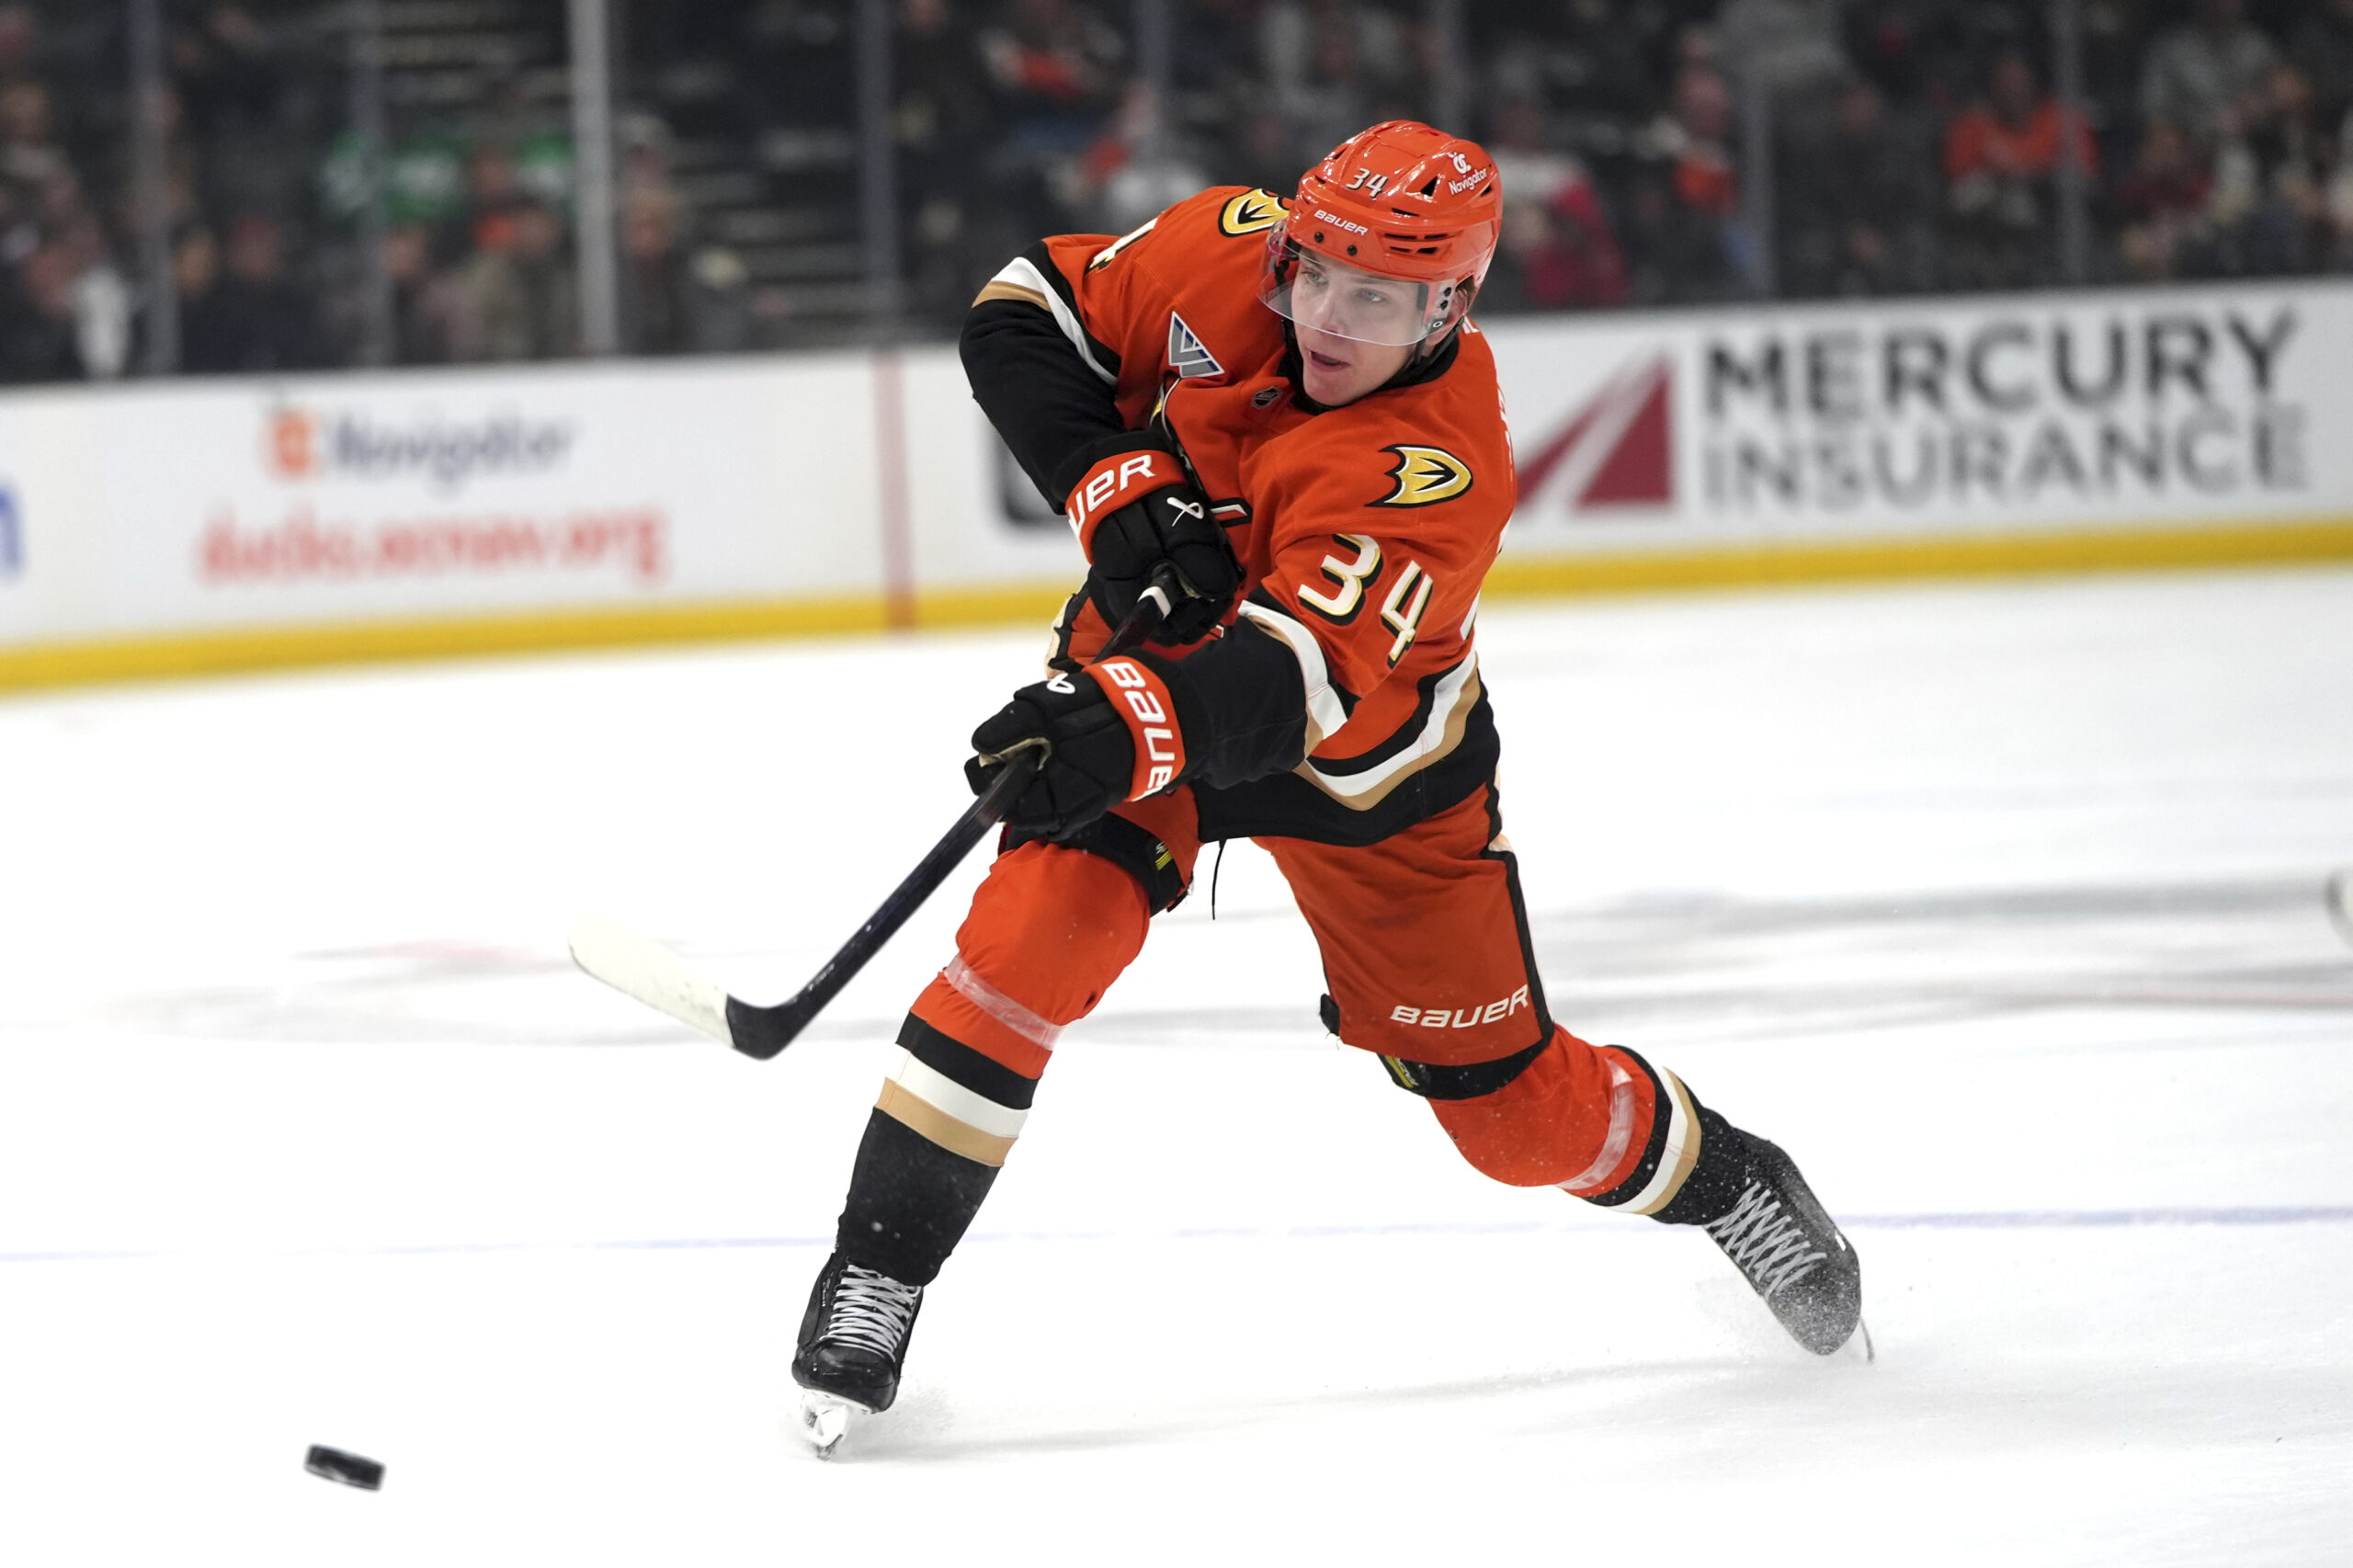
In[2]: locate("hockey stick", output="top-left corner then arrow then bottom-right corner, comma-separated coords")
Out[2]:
570,579 -> 1175,1060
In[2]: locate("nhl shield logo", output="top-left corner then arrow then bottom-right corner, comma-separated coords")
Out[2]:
1167,312 -> 1224,379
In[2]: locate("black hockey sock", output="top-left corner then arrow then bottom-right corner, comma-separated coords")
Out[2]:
1649,1101 -> 1752,1227
835,1108 -> 1000,1286
831,1013 -> 1039,1286
1573,1046 -> 1753,1226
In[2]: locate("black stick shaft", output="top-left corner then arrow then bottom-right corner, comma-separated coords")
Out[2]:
725,585 -> 1170,1059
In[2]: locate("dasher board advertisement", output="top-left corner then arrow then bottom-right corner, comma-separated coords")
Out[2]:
1491,279 -> 2346,554
0,354 -> 888,649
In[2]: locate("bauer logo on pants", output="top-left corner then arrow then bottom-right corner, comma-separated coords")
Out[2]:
1392,985 -> 1530,1029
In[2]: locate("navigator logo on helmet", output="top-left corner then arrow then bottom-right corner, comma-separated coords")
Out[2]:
1258,120 -> 1502,361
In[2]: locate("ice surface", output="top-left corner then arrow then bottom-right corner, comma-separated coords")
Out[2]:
3,567 -> 2349,1564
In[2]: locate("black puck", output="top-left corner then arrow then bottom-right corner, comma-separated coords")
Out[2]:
304,1445 -> 384,1490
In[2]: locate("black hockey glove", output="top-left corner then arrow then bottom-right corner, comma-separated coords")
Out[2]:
966,654 -> 1195,838
1059,434 -> 1240,645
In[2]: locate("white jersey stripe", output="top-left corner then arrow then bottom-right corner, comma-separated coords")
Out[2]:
1304,652 -> 1479,801
1236,602 -> 1349,747
990,257 -> 1116,386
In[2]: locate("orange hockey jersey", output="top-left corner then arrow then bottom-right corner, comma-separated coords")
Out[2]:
973,185 -> 1518,845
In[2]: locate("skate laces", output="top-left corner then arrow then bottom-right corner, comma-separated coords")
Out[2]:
1705,1181 -> 1827,1301
822,1265 -> 922,1358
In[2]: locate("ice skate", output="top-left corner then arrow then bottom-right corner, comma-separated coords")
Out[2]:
1702,1135 -> 1863,1356
791,1253 -> 923,1459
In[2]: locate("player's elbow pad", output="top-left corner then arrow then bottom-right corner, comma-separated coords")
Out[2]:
1143,619 -> 1311,790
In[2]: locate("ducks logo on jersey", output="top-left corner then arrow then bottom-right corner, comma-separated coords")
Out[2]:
1218,189 -> 1288,237
1374,446 -> 1474,506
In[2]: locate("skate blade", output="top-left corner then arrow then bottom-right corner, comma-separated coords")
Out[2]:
1832,1317 -> 1877,1364
797,1391 -> 867,1460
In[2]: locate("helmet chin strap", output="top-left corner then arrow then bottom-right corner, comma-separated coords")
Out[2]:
1397,323 -> 1458,378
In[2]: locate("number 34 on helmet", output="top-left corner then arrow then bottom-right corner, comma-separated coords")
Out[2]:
1259,120 -> 1503,351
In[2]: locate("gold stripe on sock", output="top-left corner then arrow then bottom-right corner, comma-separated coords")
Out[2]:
876,1079 -> 1017,1168
1624,1071 -> 1705,1217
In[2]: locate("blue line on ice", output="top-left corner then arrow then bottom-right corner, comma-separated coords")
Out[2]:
6,1206 -> 2348,1266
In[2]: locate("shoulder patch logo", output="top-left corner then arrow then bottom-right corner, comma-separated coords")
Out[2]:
1218,188 -> 1288,237
1167,312 -> 1223,379
1375,446 -> 1474,507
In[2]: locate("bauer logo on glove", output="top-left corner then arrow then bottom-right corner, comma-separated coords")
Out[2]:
967,653 -> 1197,839
1091,658 -> 1185,795
1058,434 -> 1242,645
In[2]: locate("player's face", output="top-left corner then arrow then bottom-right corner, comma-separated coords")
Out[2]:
1289,256 -> 1421,404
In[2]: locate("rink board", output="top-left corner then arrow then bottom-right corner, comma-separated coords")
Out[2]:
6,279 -> 2353,690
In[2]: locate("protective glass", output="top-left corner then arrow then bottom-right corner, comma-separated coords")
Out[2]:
1258,238 -> 1447,347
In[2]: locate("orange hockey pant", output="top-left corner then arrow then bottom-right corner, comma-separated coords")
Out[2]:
905,781 -> 1671,1199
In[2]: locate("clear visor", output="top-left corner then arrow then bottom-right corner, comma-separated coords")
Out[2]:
1258,239 -> 1450,347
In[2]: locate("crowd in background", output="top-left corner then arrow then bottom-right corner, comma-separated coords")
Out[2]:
0,0 -> 2349,381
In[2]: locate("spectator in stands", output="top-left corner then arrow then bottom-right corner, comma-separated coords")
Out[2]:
977,0 -> 1128,146
1623,62 -> 1752,303
619,183 -> 750,356
57,210 -> 130,380
462,142 -> 527,258
2116,119 -> 2218,281
1941,50 -> 2097,291
2140,0 -> 2278,150
0,79 -> 67,223
0,242 -> 80,381
179,213 -> 318,373
173,226 -> 227,369
455,199 -> 575,361
1782,75 -> 1931,298
2291,0 -> 2353,132
1482,95 -> 1628,311
2212,63 -> 2341,275
975,0 -> 1130,234
383,222 -> 462,366
1088,80 -> 1212,233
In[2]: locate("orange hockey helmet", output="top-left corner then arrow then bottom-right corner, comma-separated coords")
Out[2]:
1259,120 -> 1503,349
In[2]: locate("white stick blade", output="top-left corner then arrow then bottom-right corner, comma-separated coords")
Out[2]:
568,915 -> 733,1044
2329,869 -> 2353,949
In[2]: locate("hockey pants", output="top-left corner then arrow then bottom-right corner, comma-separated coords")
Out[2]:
835,783 -> 1711,1286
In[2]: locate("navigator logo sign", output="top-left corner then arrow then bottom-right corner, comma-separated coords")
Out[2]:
1517,353 -> 1676,515
264,403 -> 575,494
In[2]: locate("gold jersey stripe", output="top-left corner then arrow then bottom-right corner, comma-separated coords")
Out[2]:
972,279 -> 1051,310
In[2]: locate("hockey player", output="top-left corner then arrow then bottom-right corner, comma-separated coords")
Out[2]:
790,121 -> 1863,1453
